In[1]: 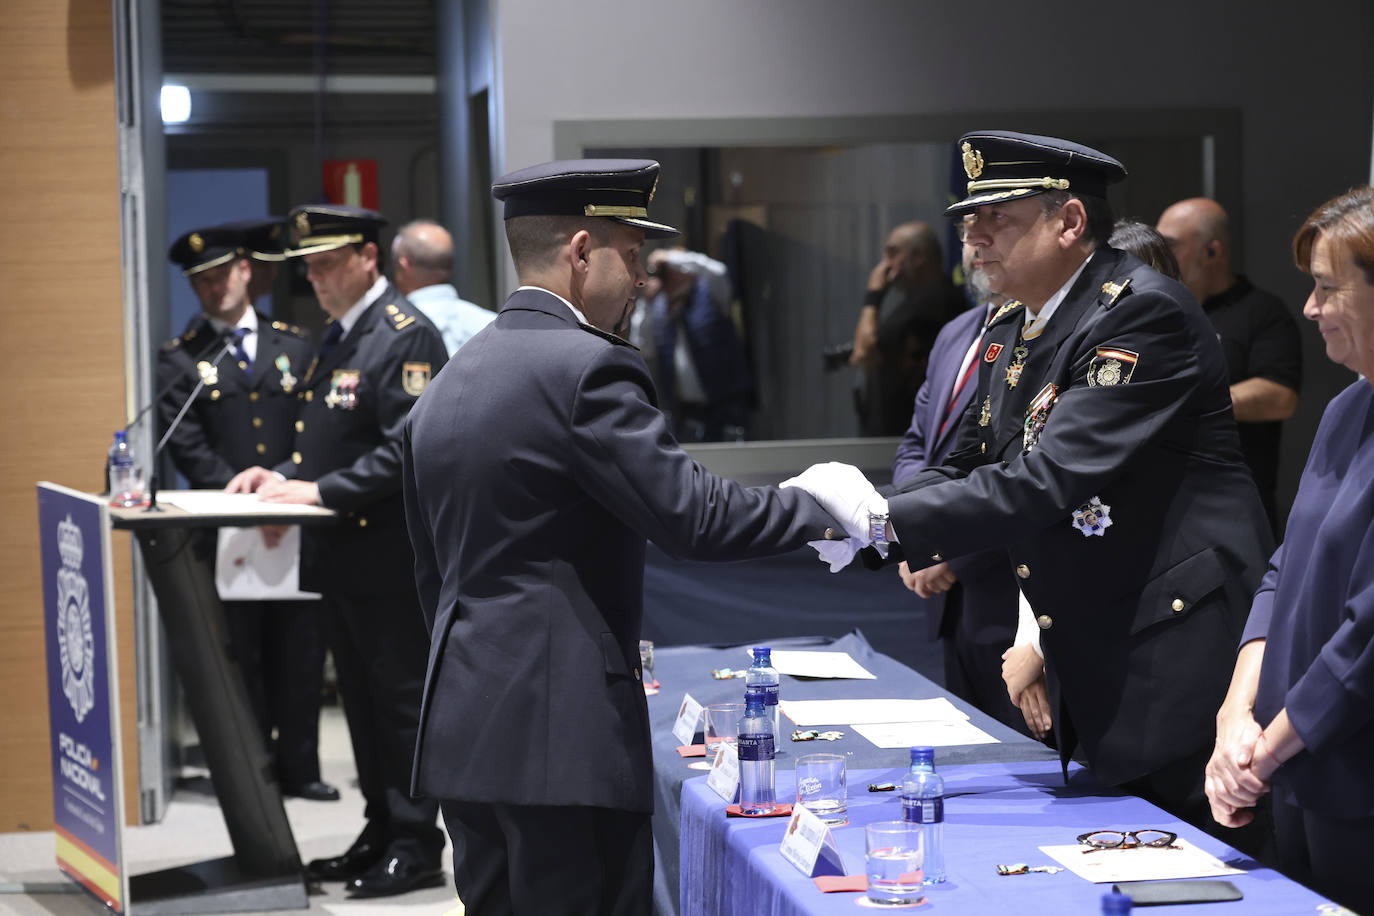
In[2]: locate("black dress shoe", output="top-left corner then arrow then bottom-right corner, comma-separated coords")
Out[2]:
281,780 -> 341,802
346,856 -> 445,898
306,835 -> 384,881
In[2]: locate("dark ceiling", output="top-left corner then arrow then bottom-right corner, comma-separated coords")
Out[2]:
161,0 -> 437,75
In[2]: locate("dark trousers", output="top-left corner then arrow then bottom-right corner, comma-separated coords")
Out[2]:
1118,743 -> 1276,866
1274,798 -> 1374,912
439,800 -> 652,916
224,598 -> 326,786
325,590 -> 443,864
939,585 -> 1030,738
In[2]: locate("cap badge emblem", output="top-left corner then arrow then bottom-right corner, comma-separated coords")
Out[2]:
188,233 -> 204,253
295,211 -> 311,235
962,141 -> 984,180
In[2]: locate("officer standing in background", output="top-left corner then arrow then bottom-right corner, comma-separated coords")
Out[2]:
159,220 -> 336,801
228,205 -> 448,898
786,132 -> 1274,857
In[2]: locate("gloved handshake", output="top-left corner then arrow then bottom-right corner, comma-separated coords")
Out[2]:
780,462 -> 890,572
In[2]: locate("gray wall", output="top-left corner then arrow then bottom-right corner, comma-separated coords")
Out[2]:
489,0 -> 1374,523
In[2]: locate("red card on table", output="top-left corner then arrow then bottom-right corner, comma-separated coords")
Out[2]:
677,744 -> 706,757
813,874 -> 867,893
726,803 -> 793,818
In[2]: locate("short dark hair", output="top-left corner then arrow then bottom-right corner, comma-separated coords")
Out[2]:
1040,190 -> 1114,246
505,215 -> 614,274
1294,186 -> 1374,284
1109,219 -> 1180,280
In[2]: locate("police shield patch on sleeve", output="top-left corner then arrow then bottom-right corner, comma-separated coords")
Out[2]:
402,361 -> 431,396
1087,347 -> 1139,387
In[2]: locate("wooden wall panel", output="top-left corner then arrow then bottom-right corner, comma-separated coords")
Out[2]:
0,0 -> 139,831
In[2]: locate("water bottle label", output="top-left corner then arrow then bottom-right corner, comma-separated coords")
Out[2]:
746,684 -> 779,704
737,732 -> 774,761
902,796 -> 943,824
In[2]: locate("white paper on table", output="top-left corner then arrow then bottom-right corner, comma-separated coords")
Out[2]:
743,648 -> 875,679
1038,839 -> 1244,883
215,526 -> 321,600
779,697 -> 968,727
852,720 -> 999,748
159,490 -> 333,517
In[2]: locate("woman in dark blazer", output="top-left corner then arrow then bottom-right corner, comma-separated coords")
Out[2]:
1206,186 -> 1374,910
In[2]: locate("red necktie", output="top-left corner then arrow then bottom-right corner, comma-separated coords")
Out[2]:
939,324 -> 987,439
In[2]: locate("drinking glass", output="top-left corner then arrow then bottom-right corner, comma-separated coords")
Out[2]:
795,753 -> 846,825
704,703 -> 743,761
864,821 -> 925,906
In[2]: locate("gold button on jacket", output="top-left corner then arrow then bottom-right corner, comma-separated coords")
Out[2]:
1036,614 -> 1053,630
1016,564 -> 1030,579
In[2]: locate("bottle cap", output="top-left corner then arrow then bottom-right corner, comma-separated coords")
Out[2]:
1101,891 -> 1132,914
114,430 -> 127,442
752,646 -> 771,661
744,690 -> 766,710
910,746 -> 934,764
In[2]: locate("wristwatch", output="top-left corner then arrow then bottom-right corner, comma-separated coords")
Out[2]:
868,509 -> 891,558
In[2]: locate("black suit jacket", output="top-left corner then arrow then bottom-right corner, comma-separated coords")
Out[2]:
887,249 -> 1273,785
276,283 -> 448,596
156,310 -> 313,489
402,288 -> 835,813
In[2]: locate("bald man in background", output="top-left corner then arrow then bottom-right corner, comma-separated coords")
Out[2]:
850,221 -> 965,436
392,219 -> 494,356
1157,198 -> 1302,535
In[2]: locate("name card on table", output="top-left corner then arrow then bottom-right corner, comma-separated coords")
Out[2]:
707,740 -> 739,803
672,693 -> 704,746
780,803 -> 845,877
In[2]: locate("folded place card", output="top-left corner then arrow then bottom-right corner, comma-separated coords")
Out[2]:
676,744 -> 706,758
672,693 -> 704,746
707,740 -> 740,803
779,802 -> 845,878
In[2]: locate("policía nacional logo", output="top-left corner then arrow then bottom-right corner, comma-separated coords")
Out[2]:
55,514 -> 95,723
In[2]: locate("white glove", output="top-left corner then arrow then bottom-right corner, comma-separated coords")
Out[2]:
780,462 -> 886,541
806,536 -> 867,573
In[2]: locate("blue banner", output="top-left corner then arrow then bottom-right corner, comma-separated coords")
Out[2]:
37,483 -> 126,913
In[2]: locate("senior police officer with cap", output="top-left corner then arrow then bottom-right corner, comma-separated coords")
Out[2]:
159,220 -> 337,802
402,159 -> 839,914
784,131 -> 1275,853
228,204 -> 448,897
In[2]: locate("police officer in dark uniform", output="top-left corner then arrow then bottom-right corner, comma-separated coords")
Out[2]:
159,220 -> 337,802
228,205 -> 449,898
786,132 -> 1275,856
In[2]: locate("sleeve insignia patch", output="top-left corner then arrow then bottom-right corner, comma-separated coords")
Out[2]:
1087,347 -> 1139,387
983,342 -> 1004,363
402,361 -> 431,397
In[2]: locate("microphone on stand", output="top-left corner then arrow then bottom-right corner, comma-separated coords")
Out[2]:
141,336 -> 237,512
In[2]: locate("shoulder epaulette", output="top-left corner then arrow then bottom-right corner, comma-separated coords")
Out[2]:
578,322 -> 639,349
270,319 -> 308,338
1100,278 -> 1133,309
382,302 -> 418,332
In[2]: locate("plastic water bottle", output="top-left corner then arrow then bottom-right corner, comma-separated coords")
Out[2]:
107,430 -> 143,507
745,646 -> 780,738
901,746 -> 945,884
737,690 -> 776,814
1101,891 -> 1132,913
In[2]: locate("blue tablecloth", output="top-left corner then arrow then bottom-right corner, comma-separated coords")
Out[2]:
648,632 -> 1056,914
680,760 -> 1332,915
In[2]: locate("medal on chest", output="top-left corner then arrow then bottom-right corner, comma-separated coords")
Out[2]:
978,395 -> 992,428
275,354 -> 296,393
1005,345 -> 1029,389
196,360 -> 219,387
325,370 -> 360,410
1022,382 -> 1058,452
1071,496 -> 1114,537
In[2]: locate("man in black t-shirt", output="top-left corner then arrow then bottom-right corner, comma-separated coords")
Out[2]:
1158,197 -> 1302,535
